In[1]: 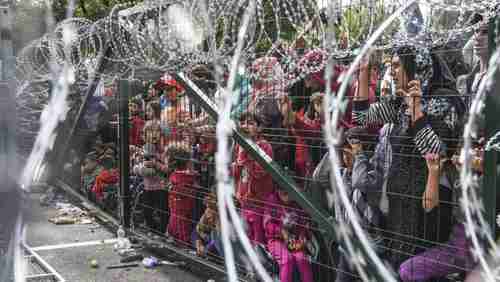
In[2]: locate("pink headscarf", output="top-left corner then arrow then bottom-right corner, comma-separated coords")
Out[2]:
249,56 -> 287,98
297,48 -> 346,92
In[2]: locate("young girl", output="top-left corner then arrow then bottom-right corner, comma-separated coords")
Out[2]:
232,112 -> 274,245
165,143 -> 199,246
291,92 -> 323,184
263,186 -> 313,282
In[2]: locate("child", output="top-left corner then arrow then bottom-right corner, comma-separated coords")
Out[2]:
129,98 -> 145,147
232,112 -> 274,245
398,141 -> 483,281
192,128 -> 217,225
134,101 -> 169,233
194,188 -> 251,274
195,190 -> 220,257
165,143 -> 199,245
81,151 -> 103,198
160,78 -> 192,147
291,92 -> 323,185
91,150 -> 119,210
335,127 -> 387,282
263,186 -> 313,282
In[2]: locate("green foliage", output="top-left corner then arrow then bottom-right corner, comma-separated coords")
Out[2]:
39,0 -> 142,22
333,0 -> 399,49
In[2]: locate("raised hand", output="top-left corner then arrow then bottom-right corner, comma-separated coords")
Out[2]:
424,153 -> 441,172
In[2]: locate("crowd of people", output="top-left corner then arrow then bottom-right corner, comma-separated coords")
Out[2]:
75,13 -> 492,282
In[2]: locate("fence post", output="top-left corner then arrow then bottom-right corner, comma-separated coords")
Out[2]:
0,2 -> 20,280
118,79 -> 131,229
483,16 -> 499,236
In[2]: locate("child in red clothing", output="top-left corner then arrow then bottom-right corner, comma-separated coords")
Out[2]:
291,92 -> 323,184
129,98 -> 145,146
232,112 -> 275,245
165,143 -> 199,246
263,187 -> 313,282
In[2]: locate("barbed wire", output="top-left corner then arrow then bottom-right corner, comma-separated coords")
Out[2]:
13,1 -> 500,279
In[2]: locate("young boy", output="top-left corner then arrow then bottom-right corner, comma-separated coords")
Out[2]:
335,127 -> 388,282
232,112 -> 274,245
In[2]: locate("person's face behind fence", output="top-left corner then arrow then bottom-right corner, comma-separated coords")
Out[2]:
278,189 -> 290,203
166,86 -> 178,102
240,118 -> 259,138
304,76 -> 322,91
342,144 -> 354,170
473,23 -> 489,59
312,96 -> 323,117
129,103 -> 139,116
146,105 -> 154,120
391,55 -> 409,91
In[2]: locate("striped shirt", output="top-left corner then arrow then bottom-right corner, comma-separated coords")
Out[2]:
352,99 -> 443,155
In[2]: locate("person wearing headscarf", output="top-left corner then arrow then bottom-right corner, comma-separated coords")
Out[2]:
248,56 -> 294,169
293,49 -> 379,167
354,45 -> 465,267
296,48 -> 378,129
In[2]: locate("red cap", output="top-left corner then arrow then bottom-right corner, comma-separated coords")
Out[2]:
154,78 -> 185,93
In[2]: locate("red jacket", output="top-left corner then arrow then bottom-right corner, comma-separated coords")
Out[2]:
292,110 -> 322,181
168,169 -> 198,215
129,116 -> 145,146
232,138 -> 275,211
92,169 -> 119,201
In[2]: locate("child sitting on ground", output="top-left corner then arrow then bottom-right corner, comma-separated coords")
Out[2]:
195,189 -> 220,257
